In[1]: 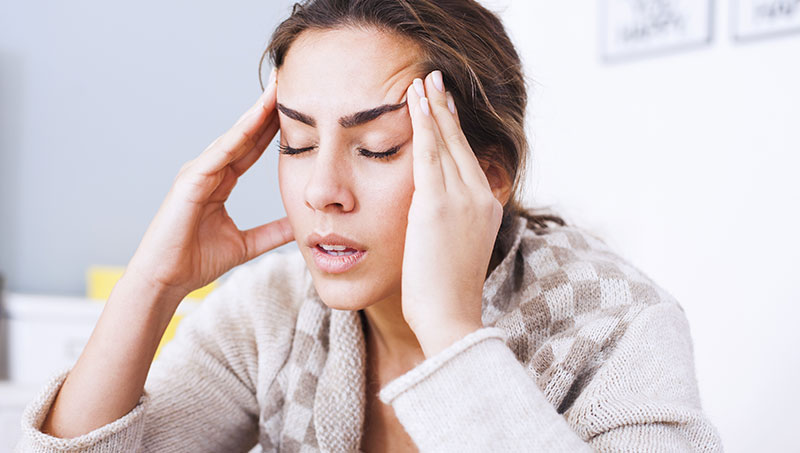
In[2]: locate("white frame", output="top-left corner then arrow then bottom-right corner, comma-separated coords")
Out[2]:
600,0 -> 715,62
732,0 -> 800,41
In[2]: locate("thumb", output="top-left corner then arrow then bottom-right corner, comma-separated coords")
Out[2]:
242,217 -> 295,262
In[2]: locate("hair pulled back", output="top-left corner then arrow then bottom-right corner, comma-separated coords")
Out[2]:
260,0 -> 565,260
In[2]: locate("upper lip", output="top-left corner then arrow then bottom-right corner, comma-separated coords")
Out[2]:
306,232 -> 367,251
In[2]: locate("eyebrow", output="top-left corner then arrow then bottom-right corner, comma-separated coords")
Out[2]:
276,100 -> 407,128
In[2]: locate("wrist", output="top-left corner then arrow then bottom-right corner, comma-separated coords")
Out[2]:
412,320 -> 483,358
121,265 -> 190,301
111,270 -> 187,327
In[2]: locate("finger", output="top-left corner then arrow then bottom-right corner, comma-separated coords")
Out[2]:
230,114 -> 280,177
207,167 -> 237,203
447,91 -> 463,129
193,71 -> 278,176
209,113 -> 280,203
424,71 -> 491,191
242,216 -> 295,262
407,78 -> 445,195
429,108 -> 463,191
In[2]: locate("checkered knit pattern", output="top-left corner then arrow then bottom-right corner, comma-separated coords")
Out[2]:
16,215 -> 722,452
486,219 -> 674,415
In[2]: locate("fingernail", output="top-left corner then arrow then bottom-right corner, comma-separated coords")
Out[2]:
268,68 -> 277,87
446,91 -> 456,114
413,78 -> 425,98
432,70 -> 444,92
420,97 -> 430,116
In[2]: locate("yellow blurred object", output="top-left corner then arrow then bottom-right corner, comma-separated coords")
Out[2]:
154,312 -> 185,360
86,266 -> 217,300
86,266 -> 125,301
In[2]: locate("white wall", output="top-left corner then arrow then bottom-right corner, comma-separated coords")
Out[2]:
490,1 -> 800,451
0,0 -> 296,295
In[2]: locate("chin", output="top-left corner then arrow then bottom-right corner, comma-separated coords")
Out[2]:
306,264 -> 403,312
310,278 -> 380,311
299,245 -> 402,311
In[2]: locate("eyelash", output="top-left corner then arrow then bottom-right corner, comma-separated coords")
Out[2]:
278,144 -> 400,160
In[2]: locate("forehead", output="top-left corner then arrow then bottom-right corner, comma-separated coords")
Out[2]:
277,27 -> 424,120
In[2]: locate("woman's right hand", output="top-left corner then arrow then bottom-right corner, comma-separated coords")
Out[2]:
125,69 -> 293,301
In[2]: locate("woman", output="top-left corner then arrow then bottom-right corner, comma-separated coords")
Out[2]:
19,0 -> 722,451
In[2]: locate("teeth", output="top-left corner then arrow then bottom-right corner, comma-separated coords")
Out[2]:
326,250 -> 355,256
320,244 -> 348,251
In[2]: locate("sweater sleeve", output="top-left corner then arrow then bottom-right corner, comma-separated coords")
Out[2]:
15,256 -> 296,453
378,303 -> 723,452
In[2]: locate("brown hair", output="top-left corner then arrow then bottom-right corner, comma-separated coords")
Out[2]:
260,0 -> 565,262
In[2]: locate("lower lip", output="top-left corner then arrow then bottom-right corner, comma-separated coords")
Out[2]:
311,246 -> 367,274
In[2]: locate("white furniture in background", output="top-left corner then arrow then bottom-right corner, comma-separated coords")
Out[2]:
2,293 -> 103,385
0,292 -> 200,451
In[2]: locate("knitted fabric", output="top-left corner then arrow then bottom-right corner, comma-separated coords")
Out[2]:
16,215 -> 723,452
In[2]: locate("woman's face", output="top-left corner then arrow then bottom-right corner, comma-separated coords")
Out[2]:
276,27 -> 424,310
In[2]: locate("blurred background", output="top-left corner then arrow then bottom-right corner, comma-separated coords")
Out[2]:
1,0 -> 798,451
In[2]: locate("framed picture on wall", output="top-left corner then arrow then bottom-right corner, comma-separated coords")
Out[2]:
600,0 -> 714,61
732,0 -> 800,41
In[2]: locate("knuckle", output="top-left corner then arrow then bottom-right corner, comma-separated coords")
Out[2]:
430,93 -> 449,110
219,143 -> 238,161
445,130 -> 465,145
421,148 -> 440,166
207,135 -> 223,150
241,131 -> 257,150
180,158 -> 196,172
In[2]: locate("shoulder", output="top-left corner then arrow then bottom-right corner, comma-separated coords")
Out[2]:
487,219 -> 679,326
489,218 -> 694,410
518,222 -> 678,312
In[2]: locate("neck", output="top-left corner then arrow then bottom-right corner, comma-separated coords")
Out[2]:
361,295 -> 424,365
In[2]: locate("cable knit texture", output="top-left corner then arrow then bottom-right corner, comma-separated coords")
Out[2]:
15,215 -> 723,452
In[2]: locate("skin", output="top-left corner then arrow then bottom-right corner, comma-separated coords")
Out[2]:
39,24 -> 510,452
278,25 -> 509,354
277,27 -> 510,450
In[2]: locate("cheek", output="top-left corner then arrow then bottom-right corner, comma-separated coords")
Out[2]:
277,157 -> 307,222
369,173 -> 413,219
358,159 -> 415,236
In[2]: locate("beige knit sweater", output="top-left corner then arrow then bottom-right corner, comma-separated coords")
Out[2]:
16,216 -> 723,452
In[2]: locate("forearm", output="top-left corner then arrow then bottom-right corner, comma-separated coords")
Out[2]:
41,272 -> 184,438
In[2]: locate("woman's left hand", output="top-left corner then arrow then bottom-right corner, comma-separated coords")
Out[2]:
402,70 -> 504,358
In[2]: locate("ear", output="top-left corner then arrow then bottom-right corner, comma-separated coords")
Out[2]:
480,160 -> 512,206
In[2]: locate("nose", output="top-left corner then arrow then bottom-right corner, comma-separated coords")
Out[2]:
304,147 -> 356,213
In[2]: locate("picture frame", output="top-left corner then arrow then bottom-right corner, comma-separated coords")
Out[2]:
600,0 -> 715,62
732,0 -> 800,41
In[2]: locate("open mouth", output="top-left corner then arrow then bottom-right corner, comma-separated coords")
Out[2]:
306,233 -> 368,274
310,244 -> 367,274
317,244 -> 362,256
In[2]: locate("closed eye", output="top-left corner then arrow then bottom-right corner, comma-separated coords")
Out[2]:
278,144 -> 400,160
277,144 -> 314,155
358,146 -> 400,159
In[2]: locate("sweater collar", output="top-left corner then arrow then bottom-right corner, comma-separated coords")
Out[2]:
312,304 -> 366,452
308,215 -> 529,451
